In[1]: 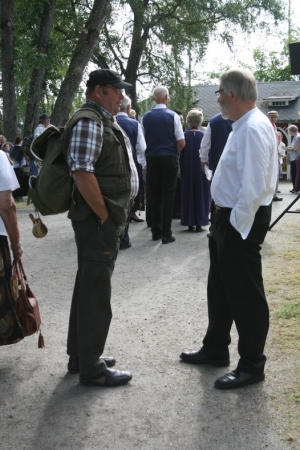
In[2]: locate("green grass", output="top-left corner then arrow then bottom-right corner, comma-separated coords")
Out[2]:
15,200 -> 29,209
276,301 -> 300,319
264,233 -> 300,438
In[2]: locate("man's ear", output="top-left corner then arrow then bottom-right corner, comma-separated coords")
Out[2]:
94,85 -> 102,97
230,91 -> 238,102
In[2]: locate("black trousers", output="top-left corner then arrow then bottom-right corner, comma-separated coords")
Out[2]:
147,156 -> 178,237
202,205 -> 271,374
67,215 -> 122,377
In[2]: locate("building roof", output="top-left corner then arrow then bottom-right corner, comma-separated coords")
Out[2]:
194,81 -> 300,123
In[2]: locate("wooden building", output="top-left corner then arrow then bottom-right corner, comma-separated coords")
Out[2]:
194,80 -> 300,179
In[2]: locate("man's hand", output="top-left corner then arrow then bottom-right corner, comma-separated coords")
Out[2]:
177,139 -> 185,153
201,162 -> 208,173
72,171 -> 109,223
100,212 -> 109,224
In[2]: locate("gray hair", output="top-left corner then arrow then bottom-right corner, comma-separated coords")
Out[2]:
154,86 -> 169,99
120,95 -> 132,111
186,109 -> 203,128
220,68 -> 257,102
288,125 -> 298,133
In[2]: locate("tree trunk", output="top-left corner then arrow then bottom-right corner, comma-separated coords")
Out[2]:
1,0 -> 17,141
51,0 -> 112,127
123,6 -> 149,116
23,0 -> 56,136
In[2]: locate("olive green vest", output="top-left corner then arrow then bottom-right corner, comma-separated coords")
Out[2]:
65,102 -> 131,227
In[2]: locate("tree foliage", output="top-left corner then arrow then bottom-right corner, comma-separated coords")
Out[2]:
0,0 -> 287,137
1,0 -> 111,137
95,0 -> 284,114
252,34 -> 299,82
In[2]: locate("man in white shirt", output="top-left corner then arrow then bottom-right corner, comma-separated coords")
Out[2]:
34,113 -> 51,137
117,95 -> 146,249
180,69 -> 277,389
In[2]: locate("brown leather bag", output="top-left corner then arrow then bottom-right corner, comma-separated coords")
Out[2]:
13,260 -> 44,348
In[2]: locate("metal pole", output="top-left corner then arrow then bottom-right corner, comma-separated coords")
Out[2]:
269,193 -> 300,230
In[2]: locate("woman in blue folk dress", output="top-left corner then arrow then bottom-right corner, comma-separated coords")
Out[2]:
180,109 -> 210,232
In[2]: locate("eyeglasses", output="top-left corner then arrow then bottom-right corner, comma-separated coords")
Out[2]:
105,85 -> 124,95
215,88 -> 224,98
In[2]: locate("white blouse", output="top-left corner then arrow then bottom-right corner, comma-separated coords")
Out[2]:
0,150 -> 19,236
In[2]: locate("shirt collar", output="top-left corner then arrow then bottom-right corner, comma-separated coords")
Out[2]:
153,104 -> 167,109
231,107 -> 258,130
86,100 -> 113,120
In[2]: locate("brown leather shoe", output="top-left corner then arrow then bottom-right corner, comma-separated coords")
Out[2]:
80,368 -> 132,387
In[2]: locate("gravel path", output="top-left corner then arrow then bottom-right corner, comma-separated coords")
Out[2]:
0,181 -> 299,450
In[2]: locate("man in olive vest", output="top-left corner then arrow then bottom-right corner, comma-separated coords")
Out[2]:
66,69 -> 138,387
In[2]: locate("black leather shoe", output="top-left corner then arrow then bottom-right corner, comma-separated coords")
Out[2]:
162,236 -> 175,244
214,370 -> 265,390
80,368 -> 132,387
152,233 -> 162,241
119,242 -> 132,250
130,212 -> 144,222
195,226 -> 203,232
180,350 -> 229,367
68,356 -> 116,374
152,228 -> 162,240
272,196 -> 283,202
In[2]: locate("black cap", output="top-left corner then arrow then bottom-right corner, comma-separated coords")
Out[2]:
39,113 -> 50,122
86,69 -> 133,89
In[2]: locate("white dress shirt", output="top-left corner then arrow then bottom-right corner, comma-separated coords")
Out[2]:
116,112 -> 147,168
113,118 -> 139,199
278,142 -> 286,165
199,122 -> 211,163
211,107 -> 277,239
34,123 -> 46,138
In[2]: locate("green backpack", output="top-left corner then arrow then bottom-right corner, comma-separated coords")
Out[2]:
28,126 -> 73,216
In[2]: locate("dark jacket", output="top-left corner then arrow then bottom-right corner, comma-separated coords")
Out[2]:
209,114 -> 233,171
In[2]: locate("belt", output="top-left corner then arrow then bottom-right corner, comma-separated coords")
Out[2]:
214,204 -> 232,212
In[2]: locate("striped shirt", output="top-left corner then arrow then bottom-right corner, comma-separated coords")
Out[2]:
68,101 -> 138,199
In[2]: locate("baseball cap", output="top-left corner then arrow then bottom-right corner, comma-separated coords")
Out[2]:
86,69 -> 133,89
39,113 -> 50,122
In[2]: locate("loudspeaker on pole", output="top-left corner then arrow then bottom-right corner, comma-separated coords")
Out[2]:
288,42 -> 300,75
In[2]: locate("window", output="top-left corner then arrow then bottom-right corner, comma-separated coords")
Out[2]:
271,101 -> 288,106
